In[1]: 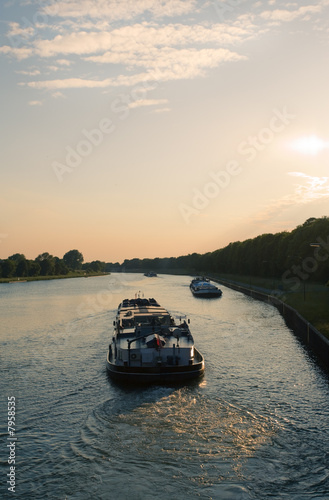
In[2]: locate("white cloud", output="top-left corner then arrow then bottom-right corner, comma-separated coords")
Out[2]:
252,172 -> 329,224
1,0 -> 328,94
3,19 -> 250,95
260,4 -> 322,23
56,58 -> 73,66
87,45 -> 245,71
51,91 -> 66,98
28,22 -> 249,59
288,172 -> 329,201
28,100 -> 43,106
15,18 -> 246,90
0,45 -> 33,60
22,77 -> 114,89
128,98 -> 169,109
47,65 -> 60,72
21,46 -> 244,89
43,0 -> 198,21
16,68 -> 41,75
7,21 -> 35,38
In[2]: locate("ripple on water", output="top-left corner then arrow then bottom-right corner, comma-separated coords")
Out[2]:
66,386 -> 280,498
3,274 -> 329,500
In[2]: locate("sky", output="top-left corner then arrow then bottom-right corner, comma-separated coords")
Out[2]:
1,0 -> 329,263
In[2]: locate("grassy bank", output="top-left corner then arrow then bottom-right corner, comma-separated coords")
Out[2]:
283,292 -> 329,339
0,270 -> 110,284
210,273 -> 329,340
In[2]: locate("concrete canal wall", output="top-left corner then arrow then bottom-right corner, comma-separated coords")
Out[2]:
210,276 -> 329,372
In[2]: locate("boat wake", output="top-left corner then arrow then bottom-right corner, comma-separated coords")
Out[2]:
67,387 -> 278,498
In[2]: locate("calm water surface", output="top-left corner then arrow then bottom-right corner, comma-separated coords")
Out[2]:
1,273 -> 329,499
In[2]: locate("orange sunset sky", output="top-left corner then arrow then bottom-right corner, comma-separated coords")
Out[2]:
1,0 -> 329,262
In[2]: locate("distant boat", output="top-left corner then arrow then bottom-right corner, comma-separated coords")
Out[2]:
106,297 -> 204,384
9,278 -> 27,283
144,271 -> 157,277
190,277 -> 222,298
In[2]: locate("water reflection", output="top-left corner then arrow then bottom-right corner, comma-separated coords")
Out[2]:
67,385 -> 279,498
2,273 -> 329,499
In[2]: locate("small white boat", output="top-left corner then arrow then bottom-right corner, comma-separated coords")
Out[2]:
106,297 -> 204,384
190,277 -> 222,298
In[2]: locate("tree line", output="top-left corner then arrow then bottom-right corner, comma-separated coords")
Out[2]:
0,249 -> 111,279
111,217 -> 329,283
1,217 -> 328,283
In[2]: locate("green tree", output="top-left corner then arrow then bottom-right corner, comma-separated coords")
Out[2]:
63,250 -> 84,270
8,253 -> 26,262
89,260 -> 105,272
16,258 -> 29,277
35,253 -> 55,276
40,259 -> 55,276
36,252 -> 51,261
105,262 -> 118,272
54,257 -> 69,275
7,254 -> 29,277
2,259 -> 16,278
28,261 -> 41,277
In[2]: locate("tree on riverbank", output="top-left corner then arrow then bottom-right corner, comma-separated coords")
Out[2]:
1,217 -> 328,283
63,249 -> 84,270
82,260 -> 106,272
0,250 -> 81,278
108,217 -> 329,284
0,249 -> 112,279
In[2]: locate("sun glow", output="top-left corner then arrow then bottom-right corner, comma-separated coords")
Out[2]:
291,135 -> 329,155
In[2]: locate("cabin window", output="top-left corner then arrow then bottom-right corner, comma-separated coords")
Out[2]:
122,319 -> 134,328
135,315 -> 170,326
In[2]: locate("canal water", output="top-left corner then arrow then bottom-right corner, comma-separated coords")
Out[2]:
1,273 -> 329,499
